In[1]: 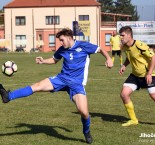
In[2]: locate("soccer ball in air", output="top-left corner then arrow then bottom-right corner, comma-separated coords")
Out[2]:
2,61 -> 18,76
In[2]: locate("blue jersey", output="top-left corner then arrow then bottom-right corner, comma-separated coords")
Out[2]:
53,40 -> 99,85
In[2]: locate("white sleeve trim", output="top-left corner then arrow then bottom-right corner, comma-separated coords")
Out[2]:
95,47 -> 100,53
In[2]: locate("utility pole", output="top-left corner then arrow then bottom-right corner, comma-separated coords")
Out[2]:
142,6 -> 144,21
154,6 -> 155,21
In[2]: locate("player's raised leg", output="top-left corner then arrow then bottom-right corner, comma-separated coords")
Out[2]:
120,85 -> 138,127
73,94 -> 92,144
0,78 -> 54,103
0,84 -> 10,103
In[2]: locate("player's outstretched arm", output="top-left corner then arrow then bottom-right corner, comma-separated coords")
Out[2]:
36,56 -> 58,64
97,47 -> 113,69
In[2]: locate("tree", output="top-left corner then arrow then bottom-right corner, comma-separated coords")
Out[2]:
97,0 -> 139,21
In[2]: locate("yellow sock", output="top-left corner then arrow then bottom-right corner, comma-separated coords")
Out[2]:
119,56 -> 123,65
125,101 -> 138,121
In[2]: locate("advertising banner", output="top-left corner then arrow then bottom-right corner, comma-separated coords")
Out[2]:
73,21 -> 90,36
117,21 -> 155,44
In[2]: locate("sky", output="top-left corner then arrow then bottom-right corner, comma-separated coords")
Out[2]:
132,0 -> 155,21
0,0 -> 155,21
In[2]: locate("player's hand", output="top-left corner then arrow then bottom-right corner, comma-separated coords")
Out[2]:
119,65 -> 126,75
105,59 -> 113,69
146,74 -> 152,85
36,56 -> 44,64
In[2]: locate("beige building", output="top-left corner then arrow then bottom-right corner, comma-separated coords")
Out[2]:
3,0 -> 101,52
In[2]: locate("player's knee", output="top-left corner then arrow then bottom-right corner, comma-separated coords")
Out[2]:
31,82 -> 42,92
120,91 -> 128,100
149,93 -> 155,101
79,109 -> 89,119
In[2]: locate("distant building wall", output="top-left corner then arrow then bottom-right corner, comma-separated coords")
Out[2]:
4,6 -> 100,52
0,25 -> 4,39
100,26 -> 116,52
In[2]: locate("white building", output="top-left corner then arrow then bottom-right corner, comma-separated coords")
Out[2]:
4,0 -> 101,52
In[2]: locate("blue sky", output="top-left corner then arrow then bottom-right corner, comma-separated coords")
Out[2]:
132,0 -> 155,20
0,0 -> 155,21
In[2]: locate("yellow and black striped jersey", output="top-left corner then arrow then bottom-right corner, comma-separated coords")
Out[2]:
123,40 -> 155,77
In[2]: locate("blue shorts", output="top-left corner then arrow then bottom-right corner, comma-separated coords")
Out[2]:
49,75 -> 86,100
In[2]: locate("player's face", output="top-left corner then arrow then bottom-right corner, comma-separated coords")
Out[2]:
59,35 -> 72,48
120,32 -> 130,45
113,31 -> 116,36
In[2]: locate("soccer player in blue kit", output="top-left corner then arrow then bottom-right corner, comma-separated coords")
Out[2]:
0,28 -> 113,144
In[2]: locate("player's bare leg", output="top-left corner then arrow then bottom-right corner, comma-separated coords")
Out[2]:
73,94 -> 92,144
120,86 -> 138,127
0,78 -> 54,103
31,78 -> 54,92
149,93 -> 155,101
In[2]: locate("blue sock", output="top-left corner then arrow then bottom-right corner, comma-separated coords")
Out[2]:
81,116 -> 90,134
8,86 -> 33,100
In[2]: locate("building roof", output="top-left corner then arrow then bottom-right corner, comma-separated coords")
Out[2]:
4,0 -> 101,8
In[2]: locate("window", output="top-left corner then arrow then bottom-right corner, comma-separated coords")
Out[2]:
16,35 -> 26,51
16,16 -> 26,25
38,34 -> 43,48
49,35 -> 55,47
105,34 -> 112,46
79,15 -> 89,21
39,34 -> 42,40
79,36 -> 90,42
46,16 -> 60,25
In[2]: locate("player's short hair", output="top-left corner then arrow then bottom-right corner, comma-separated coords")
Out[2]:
56,28 -> 73,39
119,26 -> 133,38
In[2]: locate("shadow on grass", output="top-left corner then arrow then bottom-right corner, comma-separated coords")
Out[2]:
73,112 -> 155,125
90,112 -> 128,123
139,121 -> 155,125
0,123 -> 85,143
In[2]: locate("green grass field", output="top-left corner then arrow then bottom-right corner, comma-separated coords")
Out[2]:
0,52 -> 154,145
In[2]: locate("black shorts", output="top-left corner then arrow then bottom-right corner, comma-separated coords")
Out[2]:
112,50 -> 121,56
124,73 -> 155,90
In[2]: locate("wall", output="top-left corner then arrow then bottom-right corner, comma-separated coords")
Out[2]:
100,27 -> 116,51
4,6 -> 100,52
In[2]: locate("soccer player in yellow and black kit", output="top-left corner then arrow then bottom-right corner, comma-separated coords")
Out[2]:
119,26 -> 155,127
110,31 -> 123,66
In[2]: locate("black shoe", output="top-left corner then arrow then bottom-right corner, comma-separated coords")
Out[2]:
0,84 -> 10,103
84,131 -> 93,144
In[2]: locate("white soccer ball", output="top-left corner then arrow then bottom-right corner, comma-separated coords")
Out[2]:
2,61 -> 18,76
